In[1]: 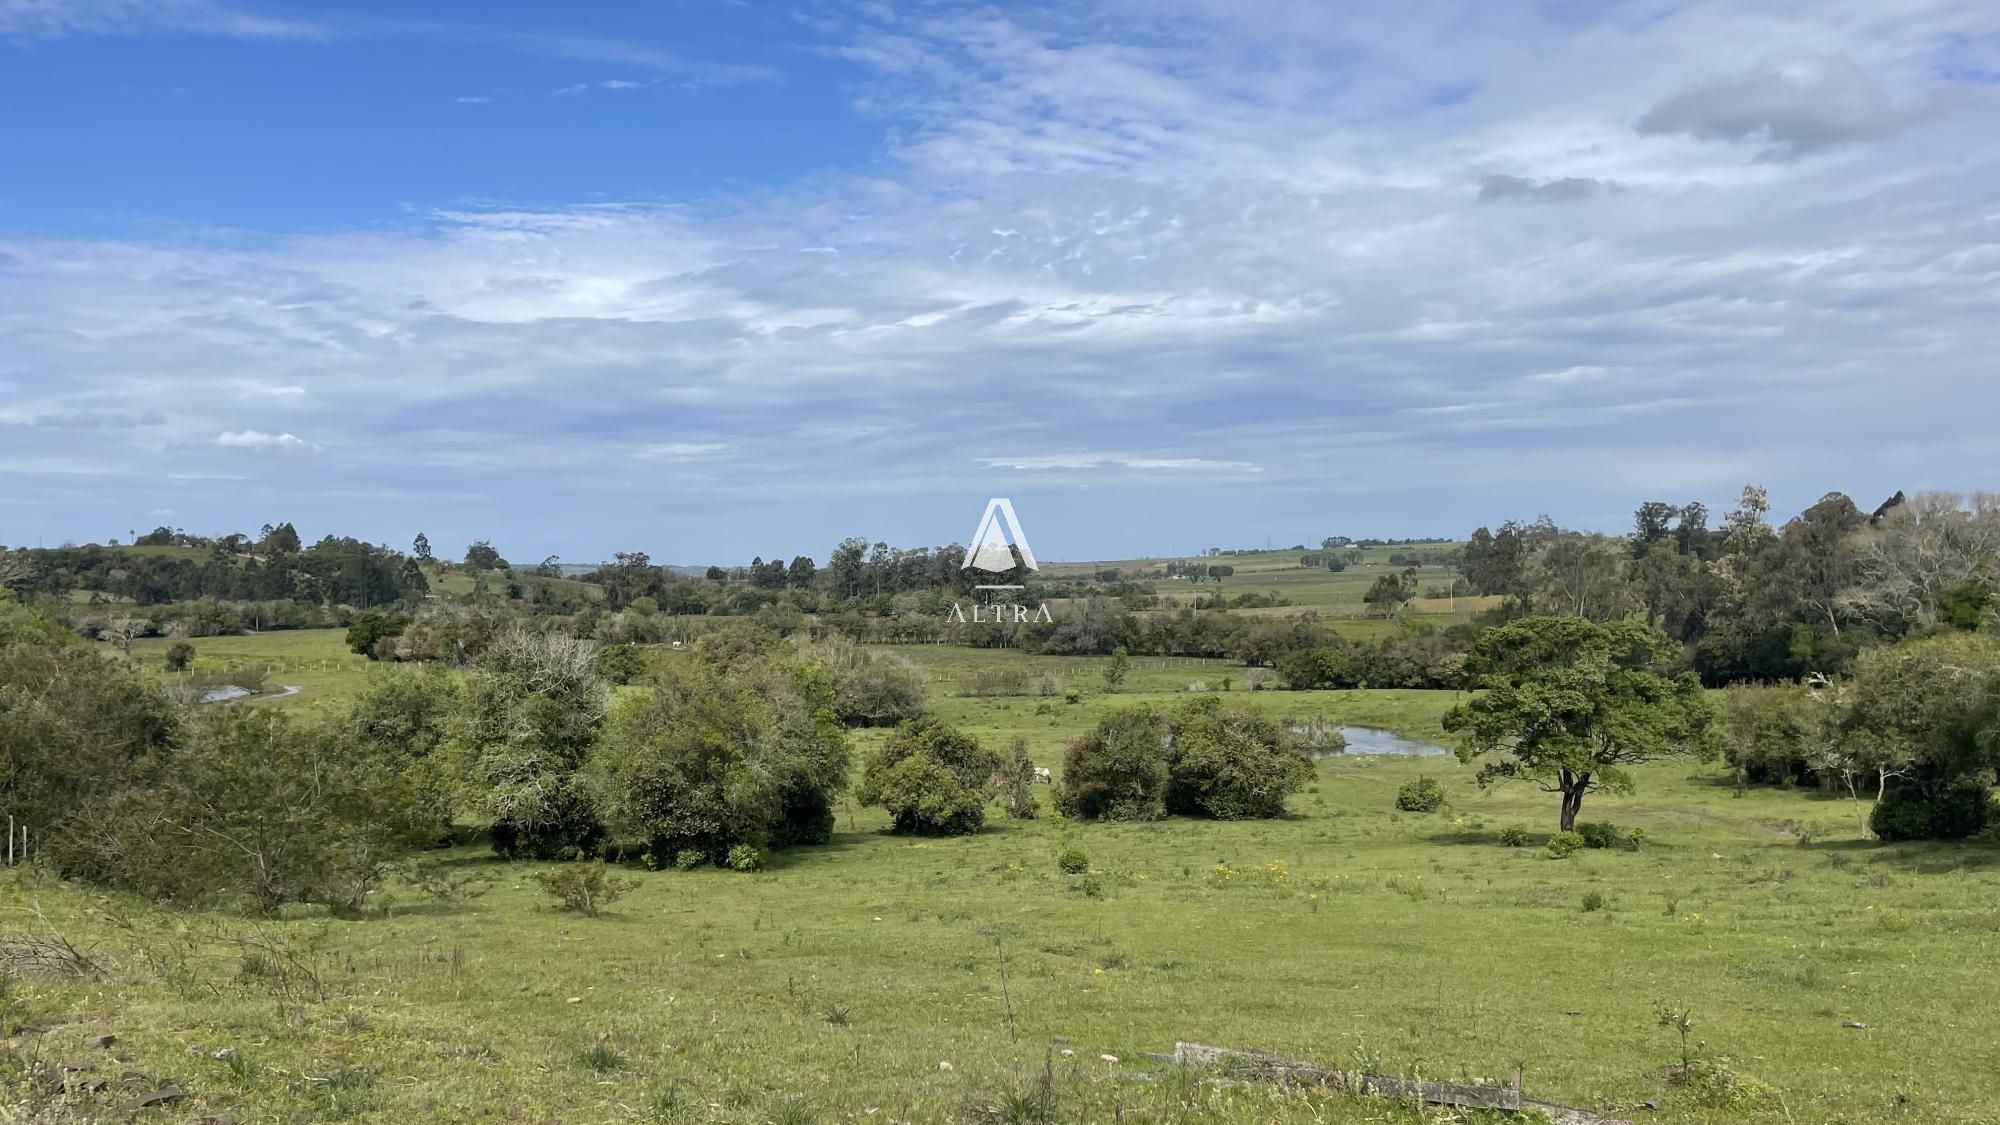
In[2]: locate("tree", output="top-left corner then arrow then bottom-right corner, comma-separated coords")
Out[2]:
1444,617 -> 1717,830
856,716 -> 1000,836
345,612 -> 409,659
164,641 -> 196,672
788,555 -> 817,589
412,532 -> 433,563
1840,632 -> 2000,839
1839,492 -> 2000,635
535,555 -> 563,579
1163,695 -> 1312,819
443,628 -> 609,858
463,539 -> 507,571
259,522 -> 302,555
1059,705 -> 1171,821
590,654 -> 850,863
1103,646 -> 1131,691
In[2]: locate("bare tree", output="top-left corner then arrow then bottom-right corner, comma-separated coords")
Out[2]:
0,550 -> 32,591
106,619 -> 146,655
1838,491 -> 2000,633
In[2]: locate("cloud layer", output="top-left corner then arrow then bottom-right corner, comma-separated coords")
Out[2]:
3,0 -> 1999,560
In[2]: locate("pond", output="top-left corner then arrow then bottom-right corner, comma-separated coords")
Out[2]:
1302,725 -> 1452,759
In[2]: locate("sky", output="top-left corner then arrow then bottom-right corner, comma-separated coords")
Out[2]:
2,0 -> 1998,566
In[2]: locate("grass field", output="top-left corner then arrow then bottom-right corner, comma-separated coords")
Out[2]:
10,634 -> 2000,1123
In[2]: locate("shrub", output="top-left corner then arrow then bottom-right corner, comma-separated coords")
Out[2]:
530,862 -> 636,918
1576,821 -> 1621,849
49,707 -> 421,914
725,844 -> 764,872
1546,831 -> 1585,858
1498,824 -> 1531,847
163,641 -> 196,672
1623,826 -> 1647,850
827,649 -> 927,728
591,655 -> 850,863
998,737 -> 1039,820
594,643 -> 647,686
674,849 -> 704,871
1056,847 -> 1090,874
490,782 -> 606,860
1394,775 -> 1445,813
1580,891 -> 1606,912
1164,696 -> 1313,819
1870,780 -> 1993,841
856,716 -> 999,836
1059,706 -> 1170,821
1063,688 -> 1082,705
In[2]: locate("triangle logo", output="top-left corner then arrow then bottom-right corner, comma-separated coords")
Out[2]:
962,498 -> 1038,574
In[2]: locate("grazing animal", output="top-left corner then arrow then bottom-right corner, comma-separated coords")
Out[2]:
1033,767 -> 1054,785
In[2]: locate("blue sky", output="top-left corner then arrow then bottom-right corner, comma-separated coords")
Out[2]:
3,0 -> 1998,566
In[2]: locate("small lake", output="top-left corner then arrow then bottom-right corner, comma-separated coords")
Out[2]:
196,685 -> 301,704
1299,726 -> 1452,759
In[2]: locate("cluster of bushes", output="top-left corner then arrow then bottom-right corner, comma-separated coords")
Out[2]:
1395,775 -> 1445,812
1057,697 -> 1313,821
856,717 -> 1000,835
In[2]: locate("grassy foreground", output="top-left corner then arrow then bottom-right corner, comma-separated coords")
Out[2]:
7,670 -> 1999,1124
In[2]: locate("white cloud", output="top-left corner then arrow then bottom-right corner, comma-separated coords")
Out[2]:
214,430 -> 317,452
0,0 -> 322,40
1637,56 -> 1911,158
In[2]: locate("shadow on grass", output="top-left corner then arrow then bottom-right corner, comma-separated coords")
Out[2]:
1421,827 -> 1501,846
1797,836 -> 2000,871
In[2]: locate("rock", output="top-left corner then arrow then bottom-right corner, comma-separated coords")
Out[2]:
938,1061 -> 954,1072
565,997 -> 582,1004
1566,1010 -> 1582,1016
1100,1054 -> 1119,1064
1060,1049 -> 1074,1057
1051,1035 -> 1070,1044
128,1086 -> 188,1110
1842,1020 -> 1868,1029
212,1047 -> 236,1060
84,1034 -> 118,1050
200,1114 -> 236,1125
1640,1099 -> 1659,1110
79,1078 -> 110,1094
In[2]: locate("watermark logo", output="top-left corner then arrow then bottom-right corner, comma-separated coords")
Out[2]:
949,497 -> 1052,624
963,497 -> 1038,577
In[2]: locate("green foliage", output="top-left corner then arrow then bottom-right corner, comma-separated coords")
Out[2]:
1,605 -> 177,836
1937,580 -> 1993,631
446,630 -> 610,860
856,716 -> 999,836
1056,846 -> 1089,875
1445,616 -> 1717,829
1162,696 -> 1313,819
1576,821 -> 1622,849
1059,705 -> 1170,821
344,612 -> 409,660
1102,646 -> 1131,691
1394,775 -> 1445,813
725,844 -> 764,872
674,849 -> 704,871
1580,891 -> 1606,912
594,643 -> 647,686
1498,824 -> 1531,847
826,648 -> 927,728
529,862 -> 636,918
1870,780 -> 1993,841
50,707 -> 422,913
1842,633 -> 2000,838
998,737 -> 1039,820
1546,831 -> 1585,858
591,651 -> 850,863
164,641 -> 196,672
349,667 -> 461,841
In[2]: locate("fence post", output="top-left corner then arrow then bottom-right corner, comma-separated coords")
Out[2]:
7,815 -> 12,866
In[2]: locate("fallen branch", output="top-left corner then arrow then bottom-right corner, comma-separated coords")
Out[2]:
1171,1042 -> 1632,1125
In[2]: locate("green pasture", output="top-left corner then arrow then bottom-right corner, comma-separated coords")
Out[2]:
9,637 -> 2000,1123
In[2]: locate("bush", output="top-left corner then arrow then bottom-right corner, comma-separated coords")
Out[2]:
674,849 -> 704,871
998,737 -> 1038,820
1576,821 -> 1621,849
1057,847 -> 1090,875
164,641 -> 195,672
1546,831 -> 1585,858
856,716 -> 999,836
1395,775 -> 1445,813
725,844 -> 764,872
490,781 -> 606,860
1498,824 -> 1531,847
1871,780 -> 1994,841
1580,891 -> 1606,912
1059,706 -> 1170,821
829,653 -> 927,728
1623,826 -> 1647,850
530,862 -> 636,918
594,643 -> 647,686
1164,696 -> 1313,819
592,656 -> 850,863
